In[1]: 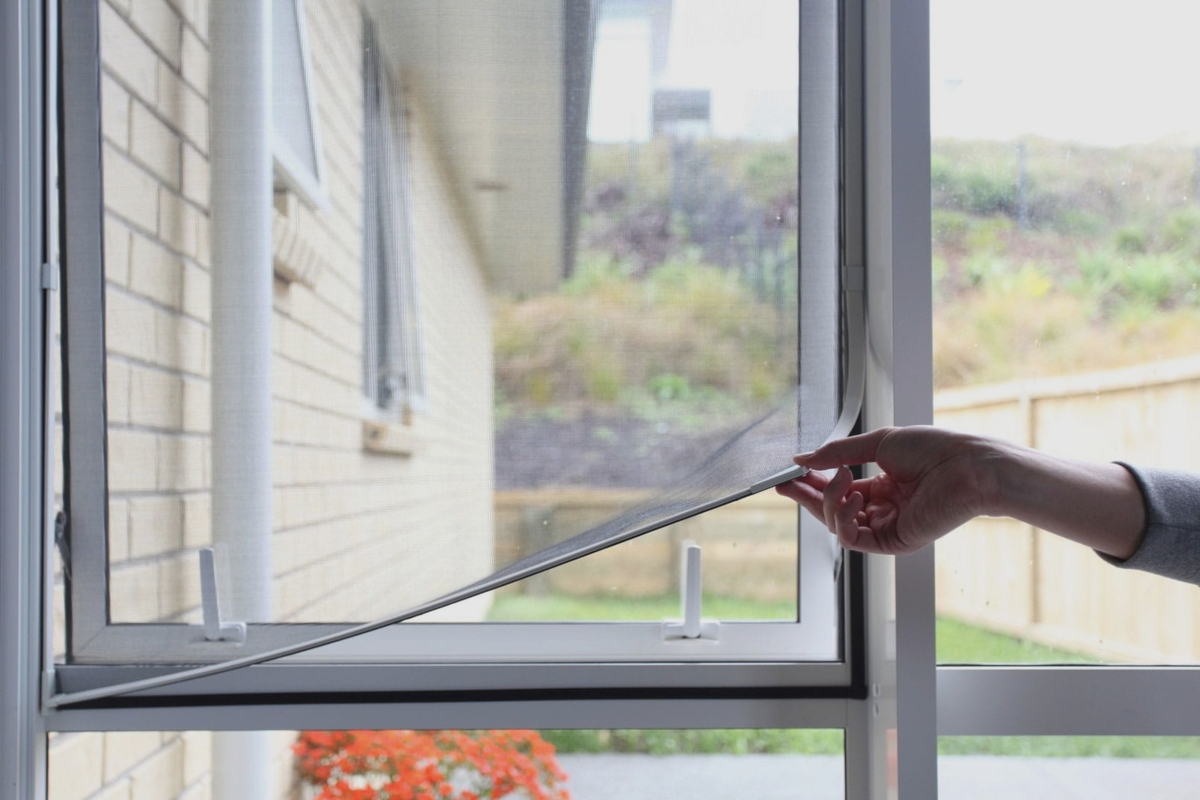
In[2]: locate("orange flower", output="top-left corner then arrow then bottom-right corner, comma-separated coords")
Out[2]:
293,729 -> 570,800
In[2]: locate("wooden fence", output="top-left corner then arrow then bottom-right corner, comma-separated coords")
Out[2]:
494,489 -> 800,603
495,355 -> 1200,662
935,355 -> 1200,663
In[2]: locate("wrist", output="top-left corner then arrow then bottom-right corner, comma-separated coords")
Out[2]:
969,436 -> 1025,519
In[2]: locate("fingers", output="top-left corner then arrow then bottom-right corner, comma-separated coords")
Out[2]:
777,469 -> 874,528
775,478 -> 823,521
835,491 -> 865,547
794,427 -> 895,471
823,467 -> 853,530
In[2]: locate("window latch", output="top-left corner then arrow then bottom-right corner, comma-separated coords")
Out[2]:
662,541 -> 720,642
41,261 -> 59,291
199,548 -> 247,643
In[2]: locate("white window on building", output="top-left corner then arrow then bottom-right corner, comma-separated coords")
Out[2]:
272,0 -> 328,208
362,20 -> 425,417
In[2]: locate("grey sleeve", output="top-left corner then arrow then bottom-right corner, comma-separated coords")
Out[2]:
1096,462 -> 1200,586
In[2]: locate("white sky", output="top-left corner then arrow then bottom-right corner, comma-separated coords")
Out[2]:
591,0 -> 1200,145
589,0 -> 799,142
932,0 -> 1200,145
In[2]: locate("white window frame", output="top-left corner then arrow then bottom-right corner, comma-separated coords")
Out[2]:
28,1 -> 1185,798
52,0 -> 861,698
272,0 -> 329,209
361,22 -> 427,418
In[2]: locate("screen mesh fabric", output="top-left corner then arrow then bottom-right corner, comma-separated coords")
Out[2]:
54,0 -> 850,704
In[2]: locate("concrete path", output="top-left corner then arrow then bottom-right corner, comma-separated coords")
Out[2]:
938,756 -> 1200,799
556,754 -> 842,800
555,754 -> 1200,799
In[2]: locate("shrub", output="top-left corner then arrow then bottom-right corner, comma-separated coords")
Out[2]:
294,730 -> 570,800
963,216 -> 1014,254
1116,252 -> 1186,308
1161,206 -> 1200,258
1113,225 -> 1148,255
1056,208 -> 1107,237
1076,249 -> 1200,310
963,253 -> 1009,289
931,155 -> 1018,217
493,258 -> 790,416
932,210 -> 972,249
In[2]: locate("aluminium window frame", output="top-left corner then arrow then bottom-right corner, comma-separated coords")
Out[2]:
14,0 -> 946,796
271,0 -> 330,210
56,0 -> 864,698
2,0 -> 51,795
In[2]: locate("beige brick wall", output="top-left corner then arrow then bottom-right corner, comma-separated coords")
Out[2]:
57,0 -> 494,796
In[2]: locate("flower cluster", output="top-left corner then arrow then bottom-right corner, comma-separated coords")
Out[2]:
293,730 -> 570,800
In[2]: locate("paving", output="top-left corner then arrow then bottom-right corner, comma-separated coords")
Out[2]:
554,754 -> 1200,799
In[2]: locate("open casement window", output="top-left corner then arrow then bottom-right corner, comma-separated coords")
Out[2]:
51,0 -> 865,710
362,21 -> 426,417
272,0 -> 328,208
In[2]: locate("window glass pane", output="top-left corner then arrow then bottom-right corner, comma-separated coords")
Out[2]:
931,0 -> 1200,664
486,501 -> 798,622
79,0 -> 831,670
48,728 -> 844,800
939,737 -> 1200,799
272,0 -> 321,183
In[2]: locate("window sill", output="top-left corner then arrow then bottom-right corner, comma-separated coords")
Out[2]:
362,417 -> 421,456
272,190 -> 330,289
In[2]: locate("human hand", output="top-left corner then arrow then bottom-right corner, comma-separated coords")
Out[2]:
775,426 -> 995,555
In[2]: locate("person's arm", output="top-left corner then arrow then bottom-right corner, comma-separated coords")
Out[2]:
776,426 -> 1145,560
778,425 -> 1200,585
983,441 -> 1146,560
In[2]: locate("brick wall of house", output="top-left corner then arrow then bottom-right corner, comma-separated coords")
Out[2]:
50,0 -> 494,797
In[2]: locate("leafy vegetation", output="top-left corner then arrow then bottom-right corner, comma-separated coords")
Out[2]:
494,137 -> 798,429
497,137 -> 1200,418
931,138 -> 1200,388
541,729 -> 843,756
494,257 -> 793,425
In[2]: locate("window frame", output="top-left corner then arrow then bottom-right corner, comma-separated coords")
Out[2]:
2,0 -> 51,794
12,0 -> 1081,796
361,20 -> 427,419
271,0 -> 330,210
7,0 -> 950,796
54,0 -> 863,704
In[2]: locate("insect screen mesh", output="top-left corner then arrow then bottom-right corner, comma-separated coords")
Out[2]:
56,0 -> 846,701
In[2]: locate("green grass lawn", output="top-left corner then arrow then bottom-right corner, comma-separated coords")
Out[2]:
934,618 -> 1098,664
490,593 -> 1200,759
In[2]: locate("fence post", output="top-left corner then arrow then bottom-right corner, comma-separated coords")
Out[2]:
1019,390 -> 1041,628
522,505 -> 556,596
